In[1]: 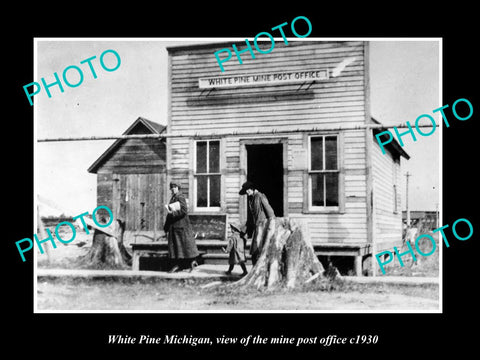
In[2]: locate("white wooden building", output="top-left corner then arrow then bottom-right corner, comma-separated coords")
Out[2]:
165,40 -> 409,275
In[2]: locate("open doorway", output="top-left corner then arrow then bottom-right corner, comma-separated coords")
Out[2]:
246,143 -> 284,217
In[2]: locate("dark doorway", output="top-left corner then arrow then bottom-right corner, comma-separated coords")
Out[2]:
246,144 -> 284,217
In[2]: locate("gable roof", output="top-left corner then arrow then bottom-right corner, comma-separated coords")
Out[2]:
130,117 -> 165,134
371,117 -> 410,160
88,117 -> 166,174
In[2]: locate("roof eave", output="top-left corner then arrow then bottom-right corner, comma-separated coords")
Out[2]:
87,117 -> 166,174
371,117 -> 410,160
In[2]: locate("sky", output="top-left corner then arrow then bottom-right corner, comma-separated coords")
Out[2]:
35,38 -> 440,216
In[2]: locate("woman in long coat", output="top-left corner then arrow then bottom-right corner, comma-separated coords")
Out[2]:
163,183 -> 199,272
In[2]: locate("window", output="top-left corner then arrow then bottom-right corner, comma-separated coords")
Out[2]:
393,184 -> 398,213
393,159 -> 400,213
195,140 -> 221,209
309,135 -> 339,208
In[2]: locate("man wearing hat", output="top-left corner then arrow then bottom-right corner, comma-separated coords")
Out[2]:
239,181 -> 276,265
163,182 -> 199,272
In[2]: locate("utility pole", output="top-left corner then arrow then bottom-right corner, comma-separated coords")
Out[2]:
405,172 -> 411,227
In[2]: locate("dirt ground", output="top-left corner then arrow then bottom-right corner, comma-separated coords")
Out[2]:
36,276 -> 439,311
35,231 -> 440,312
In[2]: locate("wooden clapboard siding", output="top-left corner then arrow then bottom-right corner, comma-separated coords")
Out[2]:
286,134 -> 304,209
97,138 -> 166,174
170,55 -> 362,72
224,138 -> 242,217
289,213 -> 368,243
344,130 -> 366,171
169,137 -> 191,192
372,139 -> 402,246
170,41 -> 363,67
169,41 -> 366,135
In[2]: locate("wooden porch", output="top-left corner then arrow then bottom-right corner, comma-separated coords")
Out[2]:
131,241 -> 372,276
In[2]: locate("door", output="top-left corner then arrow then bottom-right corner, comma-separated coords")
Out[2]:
112,173 -> 165,233
246,143 -> 284,217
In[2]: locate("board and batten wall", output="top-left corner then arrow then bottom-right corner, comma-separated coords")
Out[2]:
167,40 -> 369,244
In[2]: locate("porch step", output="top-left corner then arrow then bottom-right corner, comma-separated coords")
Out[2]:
201,253 -> 229,265
201,253 -> 252,265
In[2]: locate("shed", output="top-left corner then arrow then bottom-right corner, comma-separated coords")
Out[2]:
88,117 -> 167,244
166,40 -> 409,275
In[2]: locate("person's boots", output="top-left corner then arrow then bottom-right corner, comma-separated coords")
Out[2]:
240,263 -> 248,276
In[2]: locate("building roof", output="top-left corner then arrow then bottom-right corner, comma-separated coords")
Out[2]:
137,117 -> 166,134
166,40 -> 233,53
87,117 -> 166,174
371,117 -> 410,160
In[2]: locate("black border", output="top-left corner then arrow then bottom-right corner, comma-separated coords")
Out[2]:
6,6 -> 478,356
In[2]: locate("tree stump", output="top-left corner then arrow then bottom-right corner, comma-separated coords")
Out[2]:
233,217 -> 325,289
81,219 -> 131,269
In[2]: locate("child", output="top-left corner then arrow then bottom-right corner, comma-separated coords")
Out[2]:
223,224 -> 248,276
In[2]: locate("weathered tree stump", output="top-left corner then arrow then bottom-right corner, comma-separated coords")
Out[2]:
81,219 -> 131,269
233,217 -> 325,290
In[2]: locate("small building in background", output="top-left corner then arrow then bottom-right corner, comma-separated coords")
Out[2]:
403,210 -> 439,231
88,117 -> 167,244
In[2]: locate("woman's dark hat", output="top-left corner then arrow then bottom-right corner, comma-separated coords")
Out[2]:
239,181 -> 255,195
170,182 -> 180,189
230,223 -> 247,236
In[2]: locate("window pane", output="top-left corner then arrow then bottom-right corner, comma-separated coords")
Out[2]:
196,176 -> 208,207
209,141 -> 220,173
325,173 -> 339,206
196,141 -> 207,173
325,136 -> 337,170
310,137 -> 323,170
209,175 -> 221,207
311,173 -> 324,207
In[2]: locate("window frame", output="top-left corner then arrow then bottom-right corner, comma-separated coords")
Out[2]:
304,132 -> 344,214
392,157 -> 400,214
193,139 -> 222,211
